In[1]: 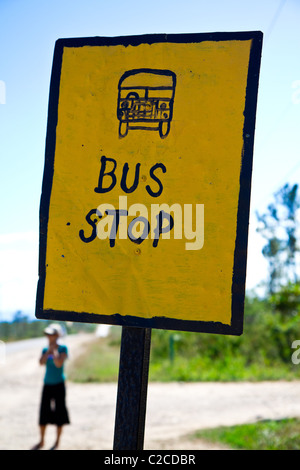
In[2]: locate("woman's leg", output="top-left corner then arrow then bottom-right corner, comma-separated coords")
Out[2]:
39,425 -> 47,447
32,385 -> 51,449
31,425 -> 46,449
50,383 -> 69,449
49,426 -> 62,450
54,382 -> 70,425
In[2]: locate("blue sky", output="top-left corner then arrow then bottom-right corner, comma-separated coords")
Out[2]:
0,0 -> 299,319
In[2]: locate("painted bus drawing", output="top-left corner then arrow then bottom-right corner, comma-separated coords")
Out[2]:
117,68 -> 176,139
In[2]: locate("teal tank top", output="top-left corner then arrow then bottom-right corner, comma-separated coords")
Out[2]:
42,344 -> 68,385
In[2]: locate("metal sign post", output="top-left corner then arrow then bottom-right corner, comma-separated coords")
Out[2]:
113,327 -> 151,450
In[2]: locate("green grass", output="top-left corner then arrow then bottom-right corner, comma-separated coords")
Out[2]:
67,331 -> 300,383
193,419 -> 300,450
148,355 -> 300,382
67,334 -> 120,383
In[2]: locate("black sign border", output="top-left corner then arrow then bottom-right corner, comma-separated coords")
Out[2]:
36,31 -> 263,335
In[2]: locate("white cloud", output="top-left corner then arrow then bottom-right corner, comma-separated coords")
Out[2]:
0,230 -> 38,245
246,222 -> 268,294
0,231 -> 39,318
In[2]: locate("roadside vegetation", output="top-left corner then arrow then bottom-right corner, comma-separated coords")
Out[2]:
65,283 -> 300,383
0,312 -> 95,342
192,418 -> 300,450
1,282 -> 300,383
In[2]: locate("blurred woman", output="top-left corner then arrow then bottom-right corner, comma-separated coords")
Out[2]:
32,323 -> 70,450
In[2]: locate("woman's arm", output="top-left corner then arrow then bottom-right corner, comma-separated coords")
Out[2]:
39,345 -> 67,368
52,350 -> 67,368
39,350 -> 50,365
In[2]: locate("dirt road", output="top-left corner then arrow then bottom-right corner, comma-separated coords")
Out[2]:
1,333 -> 300,450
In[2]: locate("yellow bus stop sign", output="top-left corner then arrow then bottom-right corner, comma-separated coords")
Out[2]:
36,32 -> 263,334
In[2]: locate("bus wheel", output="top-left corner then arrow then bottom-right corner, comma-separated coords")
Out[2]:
119,122 -> 128,138
159,121 -> 170,139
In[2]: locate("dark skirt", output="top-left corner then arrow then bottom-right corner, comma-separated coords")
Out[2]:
39,382 -> 70,426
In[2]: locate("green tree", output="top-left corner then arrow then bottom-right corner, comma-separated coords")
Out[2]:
269,282 -> 300,362
256,183 -> 300,294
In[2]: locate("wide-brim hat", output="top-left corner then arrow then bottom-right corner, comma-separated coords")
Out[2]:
44,323 -> 64,337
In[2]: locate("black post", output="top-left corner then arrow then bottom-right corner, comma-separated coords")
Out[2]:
113,326 -> 152,450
